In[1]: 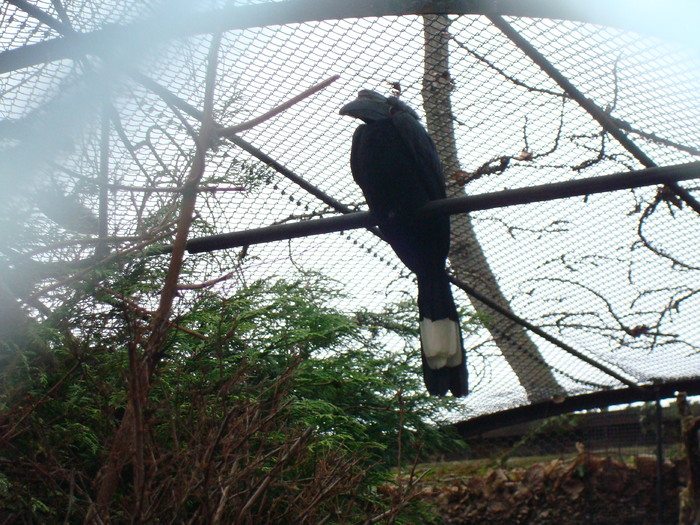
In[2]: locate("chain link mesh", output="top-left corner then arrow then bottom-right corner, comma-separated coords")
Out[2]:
2,0 -> 699,421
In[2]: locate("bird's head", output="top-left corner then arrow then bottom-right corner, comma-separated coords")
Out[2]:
339,89 -> 419,123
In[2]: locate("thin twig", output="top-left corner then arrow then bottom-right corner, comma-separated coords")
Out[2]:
105,105 -> 153,180
113,184 -> 246,193
217,75 -> 340,136
50,162 -> 246,193
450,34 -> 566,98
177,270 -> 236,290
235,427 -> 314,523
96,284 -> 206,340
29,226 -> 177,299
127,337 -> 146,518
24,232 -> 173,256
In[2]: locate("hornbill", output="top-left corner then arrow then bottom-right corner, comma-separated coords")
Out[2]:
340,90 -> 468,397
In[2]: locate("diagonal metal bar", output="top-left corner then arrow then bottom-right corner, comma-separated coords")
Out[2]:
5,0 -> 72,33
667,181 -> 700,214
180,162 -> 700,253
134,73 -> 355,215
217,74 -> 340,136
488,14 -> 700,215
8,0 -> 354,218
611,116 -> 700,157
447,274 -> 641,389
226,134 -> 355,214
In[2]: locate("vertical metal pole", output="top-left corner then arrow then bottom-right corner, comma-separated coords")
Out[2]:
655,387 -> 664,525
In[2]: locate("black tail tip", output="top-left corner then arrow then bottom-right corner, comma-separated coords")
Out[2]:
422,356 -> 468,397
425,378 -> 468,397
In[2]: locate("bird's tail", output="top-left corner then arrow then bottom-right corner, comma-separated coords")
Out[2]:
417,274 -> 468,397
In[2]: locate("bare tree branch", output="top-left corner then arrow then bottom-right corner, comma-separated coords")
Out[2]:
217,74 -> 340,136
90,33 -> 224,522
450,33 -> 567,98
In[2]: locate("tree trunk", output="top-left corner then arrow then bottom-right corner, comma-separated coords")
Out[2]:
421,15 -> 564,401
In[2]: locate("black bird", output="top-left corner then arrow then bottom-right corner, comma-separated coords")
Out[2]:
340,90 -> 468,397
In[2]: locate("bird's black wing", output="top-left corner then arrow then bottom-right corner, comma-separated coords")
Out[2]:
349,119 -> 435,218
349,117 -> 449,279
390,111 -> 445,201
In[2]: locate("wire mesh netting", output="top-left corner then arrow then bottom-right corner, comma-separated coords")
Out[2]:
2,0 -> 700,422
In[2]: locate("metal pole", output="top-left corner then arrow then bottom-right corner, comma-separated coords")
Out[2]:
448,273 -> 641,389
183,210 -> 374,253
178,161 -> 700,253
4,0 -> 696,75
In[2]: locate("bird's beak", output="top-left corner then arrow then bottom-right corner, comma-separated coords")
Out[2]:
339,96 -> 388,123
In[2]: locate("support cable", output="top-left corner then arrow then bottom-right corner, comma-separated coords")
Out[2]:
3,0 -> 696,75
5,0 -> 71,33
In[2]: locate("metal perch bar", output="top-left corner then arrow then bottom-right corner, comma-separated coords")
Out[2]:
180,161 -> 700,253
176,161 -> 700,390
